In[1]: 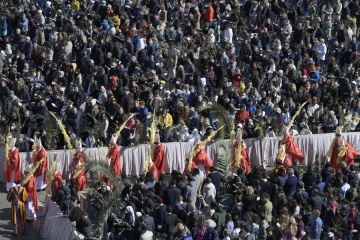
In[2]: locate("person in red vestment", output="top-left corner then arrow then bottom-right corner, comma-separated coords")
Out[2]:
148,134 -> 166,181
5,136 -> 21,191
102,135 -> 121,188
187,135 -> 213,177
276,126 -> 305,167
23,164 -> 38,221
326,127 -> 358,170
34,138 -> 48,190
52,167 -> 63,192
72,139 -> 86,191
232,125 -> 251,175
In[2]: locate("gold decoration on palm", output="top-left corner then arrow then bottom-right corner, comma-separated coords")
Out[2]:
72,163 -> 86,179
49,112 -> 75,156
22,158 -> 44,186
114,113 -> 138,139
234,130 -> 243,173
187,125 -> 224,172
48,156 -> 58,189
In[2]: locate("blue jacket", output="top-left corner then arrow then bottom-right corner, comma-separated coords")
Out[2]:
310,216 -> 323,239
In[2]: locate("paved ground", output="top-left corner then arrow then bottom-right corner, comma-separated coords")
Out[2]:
0,183 -> 46,240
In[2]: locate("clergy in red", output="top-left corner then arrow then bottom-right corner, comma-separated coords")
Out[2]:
23,174 -> 38,220
277,133 -> 305,167
52,171 -> 62,192
34,139 -> 48,190
193,148 -> 213,175
148,134 -> 166,181
327,128 -> 358,170
5,137 -> 21,191
72,150 -> 86,191
232,141 -> 251,175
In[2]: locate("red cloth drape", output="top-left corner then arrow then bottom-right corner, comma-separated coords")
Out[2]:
5,148 -> 21,182
34,148 -> 48,183
24,176 -> 38,212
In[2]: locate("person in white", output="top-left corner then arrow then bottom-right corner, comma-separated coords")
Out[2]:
333,0 -> 342,22
223,25 -> 233,43
307,97 -> 319,117
300,124 -> 312,135
202,177 -> 216,205
140,223 -> 153,240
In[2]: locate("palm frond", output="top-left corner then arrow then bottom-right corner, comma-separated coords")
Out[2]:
47,156 -> 58,195
49,112 -> 75,156
114,113 -> 138,139
198,103 -> 234,139
338,105 -> 346,127
215,140 -> 233,179
254,121 -> 267,140
287,101 -> 307,131
21,158 -> 44,186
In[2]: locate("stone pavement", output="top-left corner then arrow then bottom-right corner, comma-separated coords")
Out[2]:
0,183 -> 46,240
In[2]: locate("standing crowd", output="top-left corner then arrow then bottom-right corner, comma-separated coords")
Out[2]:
1,0 -> 360,239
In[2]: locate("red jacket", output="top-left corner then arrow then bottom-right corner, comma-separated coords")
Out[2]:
235,110 -> 250,123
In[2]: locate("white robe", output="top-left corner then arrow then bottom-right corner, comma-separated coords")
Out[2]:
26,196 -> 36,220
36,175 -> 47,190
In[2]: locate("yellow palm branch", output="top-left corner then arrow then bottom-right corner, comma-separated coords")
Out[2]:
114,113 -> 138,139
49,112 -> 75,156
22,158 -> 44,186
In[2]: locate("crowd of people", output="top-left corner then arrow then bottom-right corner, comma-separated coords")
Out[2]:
0,0 -> 359,150
2,0 -> 360,239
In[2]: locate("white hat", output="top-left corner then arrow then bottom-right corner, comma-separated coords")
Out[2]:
154,133 -> 160,143
226,4 -> 232,10
109,135 -> 117,146
75,138 -> 82,150
58,71 -> 64,77
36,138 -> 42,148
236,123 -> 243,129
8,136 -> 16,149
282,125 -> 289,135
38,10 -> 42,14
336,126 -> 342,135
24,163 -> 33,173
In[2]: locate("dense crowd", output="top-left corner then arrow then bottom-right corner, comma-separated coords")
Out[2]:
0,0 -> 359,151
1,0 -> 360,239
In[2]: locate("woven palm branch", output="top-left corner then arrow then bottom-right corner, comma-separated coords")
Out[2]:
49,112 -> 75,156
114,113 -> 138,139
198,104 -> 234,139
3,135 -> 9,173
287,102 -> 307,131
21,158 -> 44,186
72,163 -> 86,179
144,147 -> 150,174
235,130 -> 243,173
216,140 -> 233,179
338,106 -> 345,127
229,130 -> 236,170
87,162 -> 128,238
150,110 -> 157,160
188,125 -> 224,172
254,121 -> 267,140
31,135 -> 37,165
48,156 -> 58,185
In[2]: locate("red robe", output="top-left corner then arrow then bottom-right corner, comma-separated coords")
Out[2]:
277,135 -> 304,167
103,145 -> 121,188
34,148 -> 48,183
53,172 -> 62,191
232,142 -> 251,175
72,150 -> 86,191
154,144 -> 166,174
5,148 -> 21,182
329,137 -> 358,170
24,176 -> 38,212
193,148 -> 213,175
